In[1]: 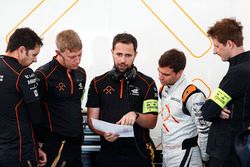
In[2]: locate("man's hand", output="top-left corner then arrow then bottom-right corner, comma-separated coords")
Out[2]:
103,132 -> 119,142
38,148 -> 47,166
202,161 -> 209,167
219,108 -> 231,119
116,111 -> 137,125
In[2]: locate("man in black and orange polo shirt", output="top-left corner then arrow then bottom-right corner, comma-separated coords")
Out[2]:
0,28 -> 46,167
86,33 -> 158,167
35,30 -> 86,167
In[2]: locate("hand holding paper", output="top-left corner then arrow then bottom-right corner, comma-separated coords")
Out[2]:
91,118 -> 134,137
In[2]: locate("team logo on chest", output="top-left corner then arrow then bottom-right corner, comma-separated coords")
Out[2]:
130,85 -> 140,96
103,85 -> 115,94
0,75 -> 4,82
56,82 -> 66,91
78,83 -> 83,90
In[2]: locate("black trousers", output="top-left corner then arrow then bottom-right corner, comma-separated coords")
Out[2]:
95,147 -> 152,167
209,156 -> 241,167
0,160 -> 36,167
42,132 -> 82,167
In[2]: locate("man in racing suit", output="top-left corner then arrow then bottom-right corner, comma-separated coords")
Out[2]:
202,18 -> 250,167
158,49 -> 210,167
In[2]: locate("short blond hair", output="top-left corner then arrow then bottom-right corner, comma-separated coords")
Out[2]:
56,29 -> 82,52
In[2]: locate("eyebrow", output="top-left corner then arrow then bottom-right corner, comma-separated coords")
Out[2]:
158,68 -> 170,76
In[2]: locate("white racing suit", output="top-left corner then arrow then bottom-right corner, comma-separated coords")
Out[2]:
161,75 -> 210,167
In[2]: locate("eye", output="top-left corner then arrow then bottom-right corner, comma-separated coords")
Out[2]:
125,54 -> 132,58
116,53 -> 123,57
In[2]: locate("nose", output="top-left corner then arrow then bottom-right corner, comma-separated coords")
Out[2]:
158,72 -> 164,79
213,47 -> 217,55
33,56 -> 37,62
75,56 -> 81,64
119,55 -> 127,63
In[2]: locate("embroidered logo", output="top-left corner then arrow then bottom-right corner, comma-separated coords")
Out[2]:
131,87 -> 140,96
0,75 -> 4,82
103,86 -> 115,94
33,90 -> 39,97
56,82 -> 66,91
24,73 -> 35,79
78,83 -> 83,90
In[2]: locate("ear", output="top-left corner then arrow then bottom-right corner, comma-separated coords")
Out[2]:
177,70 -> 184,78
226,40 -> 235,48
135,51 -> 138,57
55,50 -> 61,55
18,46 -> 25,53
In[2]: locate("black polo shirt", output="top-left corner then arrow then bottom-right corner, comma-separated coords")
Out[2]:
0,55 -> 39,162
35,57 -> 86,137
86,70 -> 158,150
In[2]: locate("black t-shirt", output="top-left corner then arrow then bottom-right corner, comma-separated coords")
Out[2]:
86,70 -> 158,150
36,57 -> 86,137
0,55 -> 39,162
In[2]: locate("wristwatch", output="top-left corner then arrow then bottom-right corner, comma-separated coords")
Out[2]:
135,112 -> 140,120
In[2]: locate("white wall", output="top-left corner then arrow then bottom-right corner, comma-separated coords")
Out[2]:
1,0 -> 249,146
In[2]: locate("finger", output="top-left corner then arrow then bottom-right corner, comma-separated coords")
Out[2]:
122,118 -> 128,125
220,112 -> 229,119
108,134 -> 117,142
103,132 -> 111,140
131,117 -> 136,125
223,108 -> 231,114
223,112 -> 230,118
116,120 -> 121,125
39,159 -> 47,167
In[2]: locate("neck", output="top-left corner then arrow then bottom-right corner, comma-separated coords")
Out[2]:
5,51 -> 18,59
56,55 -> 66,67
230,46 -> 245,58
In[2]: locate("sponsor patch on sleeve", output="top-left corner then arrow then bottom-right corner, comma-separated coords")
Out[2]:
143,99 -> 158,113
210,88 -> 232,109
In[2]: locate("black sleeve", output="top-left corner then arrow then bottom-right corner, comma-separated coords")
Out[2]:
202,68 -> 246,121
27,101 -> 50,142
201,99 -> 221,122
19,68 -> 49,142
27,101 -> 43,125
35,69 -> 47,100
19,68 -> 40,103
86,78 -> 100,107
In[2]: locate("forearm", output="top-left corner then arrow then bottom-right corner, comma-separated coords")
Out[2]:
135,112 -> 158,129
87,117 -> 104,136
87,107 -> 104,136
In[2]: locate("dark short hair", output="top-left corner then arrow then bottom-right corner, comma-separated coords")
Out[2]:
207,18 -> 243,46
6,27 -> 43,52
158,49 -> 186,73
112,33 -> 137,52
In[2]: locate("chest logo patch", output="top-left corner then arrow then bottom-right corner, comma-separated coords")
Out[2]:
103,85 -> 115,94
56,82 -> 66,91
131,87 -> 140,96
78,83 -> 84,90
0,75 -> 4,82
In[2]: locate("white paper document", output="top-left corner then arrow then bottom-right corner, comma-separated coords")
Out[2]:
91,118 -> 134,137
